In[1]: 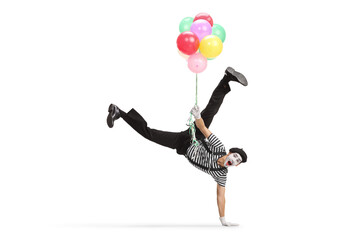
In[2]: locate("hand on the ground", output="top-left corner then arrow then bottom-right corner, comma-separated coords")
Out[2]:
219,217 -> 239,227
190,105 -> 201,119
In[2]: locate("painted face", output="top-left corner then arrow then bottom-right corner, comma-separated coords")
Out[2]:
224,153 -> 242,168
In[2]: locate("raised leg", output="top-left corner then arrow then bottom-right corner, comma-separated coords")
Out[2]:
121,108 -> 189,154
200,74 -> 231,128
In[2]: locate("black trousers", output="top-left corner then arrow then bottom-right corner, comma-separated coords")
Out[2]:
120,74 -> 232,155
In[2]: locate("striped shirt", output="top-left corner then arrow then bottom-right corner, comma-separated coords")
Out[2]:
185,134 -> 228,187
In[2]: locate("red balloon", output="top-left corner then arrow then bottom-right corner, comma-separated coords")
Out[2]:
194,13 -> 213,27
176,31 -> 200,55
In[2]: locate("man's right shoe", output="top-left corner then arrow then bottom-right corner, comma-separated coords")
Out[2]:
225,67 -> 248,86
107,104 -> 121,128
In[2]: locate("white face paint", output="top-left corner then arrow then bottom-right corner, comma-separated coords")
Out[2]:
224,153 -> 242,168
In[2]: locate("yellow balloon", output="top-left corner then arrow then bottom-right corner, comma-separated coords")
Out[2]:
199,35 -> 223,59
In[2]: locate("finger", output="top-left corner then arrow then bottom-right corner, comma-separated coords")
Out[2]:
229,222 -> 239,226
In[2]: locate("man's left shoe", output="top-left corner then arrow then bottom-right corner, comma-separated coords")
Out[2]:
225,67 -> 248,86
107,104 -> 121,128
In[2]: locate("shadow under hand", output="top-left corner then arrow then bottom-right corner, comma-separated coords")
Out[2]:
60,223 -> 223,228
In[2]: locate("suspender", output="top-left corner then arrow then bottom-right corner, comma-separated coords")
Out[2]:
200,139 -> 227,156
190,158 -> 226,172
198,139 -> 227,171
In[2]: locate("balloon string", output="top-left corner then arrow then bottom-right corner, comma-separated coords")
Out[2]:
187,73 -> 199,146
196,73 -> 198,105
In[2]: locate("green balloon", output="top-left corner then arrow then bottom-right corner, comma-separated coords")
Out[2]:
179,17 -> 194,33
212,24 -> 226,43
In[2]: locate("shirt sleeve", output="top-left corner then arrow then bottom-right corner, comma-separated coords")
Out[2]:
213,170 -> 228,187
207,133 -> 226,153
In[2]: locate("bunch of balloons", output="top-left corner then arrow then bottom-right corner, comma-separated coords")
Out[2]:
176,13 -> 226,73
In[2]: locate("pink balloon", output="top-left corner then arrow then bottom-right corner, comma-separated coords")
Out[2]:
188,52 -> 207,73
190,19 -> 212,42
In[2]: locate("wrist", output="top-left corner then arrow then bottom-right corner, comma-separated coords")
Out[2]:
219,216 -> 226,225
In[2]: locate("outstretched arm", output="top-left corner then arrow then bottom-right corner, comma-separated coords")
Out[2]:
195,118 -> 212,138
217,184 -> 226,217
216,184 -> 239,227
191,105 -> 212,138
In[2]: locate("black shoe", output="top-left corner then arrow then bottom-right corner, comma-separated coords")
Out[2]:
225,67 -> 248,86
107,104 -> 121,128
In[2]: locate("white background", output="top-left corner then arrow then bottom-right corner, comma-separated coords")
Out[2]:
1,0 -> 359,239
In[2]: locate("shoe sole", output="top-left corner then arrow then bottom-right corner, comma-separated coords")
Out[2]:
107,104 -> 114,128
226,67 -> 248,86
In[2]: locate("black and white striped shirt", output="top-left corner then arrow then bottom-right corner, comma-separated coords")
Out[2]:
185,134 -> 228,187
